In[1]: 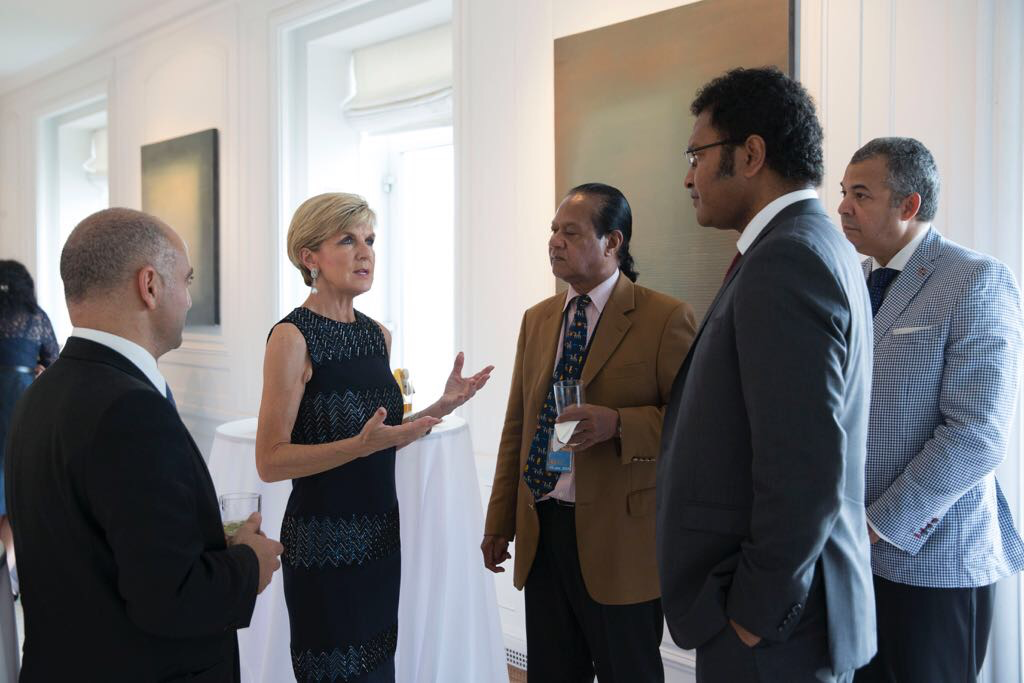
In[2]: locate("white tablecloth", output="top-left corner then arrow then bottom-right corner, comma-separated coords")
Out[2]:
207,416 -> 506,683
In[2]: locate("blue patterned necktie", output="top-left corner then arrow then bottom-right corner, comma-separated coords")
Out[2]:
524,294 -> 592,499
165,383 -> 177,409
868,267 -> 900,316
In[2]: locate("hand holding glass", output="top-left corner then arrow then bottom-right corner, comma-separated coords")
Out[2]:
548,380 -> 584,472
219,492 -> 261,537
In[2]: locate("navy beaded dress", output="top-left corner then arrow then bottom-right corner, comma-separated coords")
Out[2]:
0,309 -> 58,516
276,307 -> 405,683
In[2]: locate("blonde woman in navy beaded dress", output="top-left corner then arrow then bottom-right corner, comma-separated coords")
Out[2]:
256,192 -> 493,682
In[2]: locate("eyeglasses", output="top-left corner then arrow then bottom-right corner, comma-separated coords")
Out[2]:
684,139 -> 739,168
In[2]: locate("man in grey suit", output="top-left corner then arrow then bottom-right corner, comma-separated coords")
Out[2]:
840,138 -> 1024,683
657,67 -> 876,683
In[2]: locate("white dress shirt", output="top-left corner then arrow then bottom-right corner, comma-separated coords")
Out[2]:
546,269 -> 620,503
71,327 -> 168,396
736,188 -> 819,254
870,225 -> 931,272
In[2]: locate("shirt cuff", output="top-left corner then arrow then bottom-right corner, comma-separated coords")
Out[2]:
866,517 -> 895,547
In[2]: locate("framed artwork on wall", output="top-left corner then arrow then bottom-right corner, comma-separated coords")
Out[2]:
141,128 -> 220,327
555,0 -> 794,320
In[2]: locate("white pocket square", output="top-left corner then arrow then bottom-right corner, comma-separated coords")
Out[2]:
892,325 -> 936,335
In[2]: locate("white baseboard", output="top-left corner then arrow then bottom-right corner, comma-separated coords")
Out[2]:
661,643 -> 697,682
502,633 -> 696,682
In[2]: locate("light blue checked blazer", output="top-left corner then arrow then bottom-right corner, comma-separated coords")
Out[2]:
865,226 -> 1024,587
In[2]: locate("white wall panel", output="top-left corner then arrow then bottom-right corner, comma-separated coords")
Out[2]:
858,0 -> 893,144
821,0 -> 862,213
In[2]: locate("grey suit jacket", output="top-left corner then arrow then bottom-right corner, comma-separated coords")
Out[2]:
657,198 -> 876,675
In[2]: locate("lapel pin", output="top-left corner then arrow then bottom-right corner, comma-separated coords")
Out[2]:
917,266 -> 928,277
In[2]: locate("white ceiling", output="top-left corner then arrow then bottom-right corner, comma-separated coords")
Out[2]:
0,0 -> 213,84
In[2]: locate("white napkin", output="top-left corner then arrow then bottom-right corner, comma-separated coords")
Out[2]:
553,420 -> 580,448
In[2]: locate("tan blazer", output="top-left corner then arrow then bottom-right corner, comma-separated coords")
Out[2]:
485,273 -> 696,605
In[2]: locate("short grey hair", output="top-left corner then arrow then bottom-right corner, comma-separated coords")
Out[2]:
850,137 -> 940,222
60,208 -> 178,303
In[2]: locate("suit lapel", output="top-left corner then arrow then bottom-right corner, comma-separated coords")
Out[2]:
690,259 -> 741,344
62,337 -> 157,391
522,274 -> 635,420
581,274 -> 633,388
872,228 -> 943,347
63,337 -> 207,467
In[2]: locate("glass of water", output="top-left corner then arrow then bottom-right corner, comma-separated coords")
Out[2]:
548,380 -> 585,473
553,379 -> 584,414
219,492 -> 261,538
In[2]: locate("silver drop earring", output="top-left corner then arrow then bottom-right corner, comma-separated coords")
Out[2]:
310,268 -> 319,294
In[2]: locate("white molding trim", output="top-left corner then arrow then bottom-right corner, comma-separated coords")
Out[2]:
176,334 -> 231,355
160,355 -> 233,372
178,405 -> 248,424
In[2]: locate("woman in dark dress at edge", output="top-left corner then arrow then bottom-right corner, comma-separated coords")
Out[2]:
0,260 -> 59,588
255,193 -> 493,682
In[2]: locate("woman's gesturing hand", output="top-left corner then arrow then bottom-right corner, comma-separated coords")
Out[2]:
357,407 -> 441,454
439,352 -> 494,413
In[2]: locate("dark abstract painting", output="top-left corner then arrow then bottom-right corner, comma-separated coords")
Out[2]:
141,128 -> 219,326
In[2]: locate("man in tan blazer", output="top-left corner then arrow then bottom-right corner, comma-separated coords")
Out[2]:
481,183 -> 696,682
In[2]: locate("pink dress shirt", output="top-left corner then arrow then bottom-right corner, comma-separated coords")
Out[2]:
544,270 -> 620,503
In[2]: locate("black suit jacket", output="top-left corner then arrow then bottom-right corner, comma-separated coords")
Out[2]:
657,199 -> 877,675
4,337 -> 258,682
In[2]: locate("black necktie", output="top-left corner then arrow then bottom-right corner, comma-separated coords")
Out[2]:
165,383 -> 177,409
867,267 -> 900,316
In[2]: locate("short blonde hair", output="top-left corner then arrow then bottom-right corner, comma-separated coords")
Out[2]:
287,193 -> 376,286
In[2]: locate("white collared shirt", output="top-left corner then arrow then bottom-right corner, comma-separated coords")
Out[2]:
736,188 -> 819,254
71,327 -> 167,396
870,225 -> 931,272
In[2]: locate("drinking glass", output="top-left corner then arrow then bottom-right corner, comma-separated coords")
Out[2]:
553,379 -> 584,415
548,380 -> 585,473
219,492 -> 261,537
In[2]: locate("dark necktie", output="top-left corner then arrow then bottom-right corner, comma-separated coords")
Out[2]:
724,251 -> 742,283
165,383 -> 177,409
867,267 -> 900,316
523,295 -> 591,499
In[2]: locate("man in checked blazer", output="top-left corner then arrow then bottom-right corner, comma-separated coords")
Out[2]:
838,137 -> 1024,682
